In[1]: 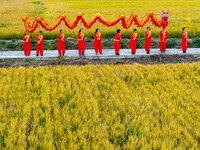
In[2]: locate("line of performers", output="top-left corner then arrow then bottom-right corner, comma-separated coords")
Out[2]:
22,27 -> 189,56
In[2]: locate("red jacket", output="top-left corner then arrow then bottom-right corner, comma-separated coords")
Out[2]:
144,31 -> 152,51
129,32 -> 138,48
36,34 -> 44,50
160,30 -> 168,42
78,33 -> 86,49
57,33 -> 66,50
114,33 -> 122,49
36,34 -> 44,43
130,32 -> 138,41
57,33 -> 66,41
114,33 -> 121,41
22,34 -> 31,51
181,31 -> 188,50
93,32 -> 102,47
145,31 -> 152,40
182,31 -> 188,42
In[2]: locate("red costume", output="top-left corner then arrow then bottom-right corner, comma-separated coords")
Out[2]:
57,33 -> 66,55
93,32 -> 102,54
22,34 -> 31,56
114,33 -> 122,54
144,31 -> 152,53
159,30 -> 168,52
129,32 -> 138,54
181,31 -> 188,52
36,34 -> 44,56
78,33 -> 87,55
161,10 -> 170,28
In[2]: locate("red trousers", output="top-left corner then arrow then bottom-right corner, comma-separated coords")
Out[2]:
78,48 -> 85,55
23,43 -> 31,56
182,40 -> 188,51
24,49 -> 31,56
94,41 -> 102,54
144,40 -> 151,52
114,42 -> 120,54
78,41 -> 86,54
58,49 -> 65,55
36,43 -> 44,55
129,40 -> 137,53
160,42 -> 167,52
57,40 -> 65,55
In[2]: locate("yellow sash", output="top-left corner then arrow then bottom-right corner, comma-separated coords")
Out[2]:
77,33 -> 84,43
61,34 -> 65,41
184,32 -> 188,39
162,31 -> 167,42
163,31 -> 166,38
98,33 -> 101,40
81,33 -> 84,40
148,31 -> 151,38
38,35 -> 43,44
25,35 -> 30,42
132,33 -> 137,40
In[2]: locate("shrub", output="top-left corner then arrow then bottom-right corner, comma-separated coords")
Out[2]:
6,41 -> 17,49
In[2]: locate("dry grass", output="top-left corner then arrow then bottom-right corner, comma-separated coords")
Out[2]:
1,63 -> 200,149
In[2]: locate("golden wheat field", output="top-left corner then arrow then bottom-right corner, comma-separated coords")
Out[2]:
0,0 -> 200,39
0,63 -> 200,149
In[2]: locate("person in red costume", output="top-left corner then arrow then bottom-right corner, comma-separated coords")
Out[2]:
57,30 -> 66,56
129,29 -> 138,54
36,31 -> 44,56
22,31 -> 31,56
114,29 -> 122,55
181,27 -> 188,53
144,27 -> 152,54
77,28 -> 87,55
93,28 -> 102,55
159,28 -> 168,53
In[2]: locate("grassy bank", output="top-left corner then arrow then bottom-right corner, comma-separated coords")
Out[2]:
0,55 -> 199,68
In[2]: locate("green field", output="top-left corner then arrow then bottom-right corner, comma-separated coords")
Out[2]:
0,0 -> 200,39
